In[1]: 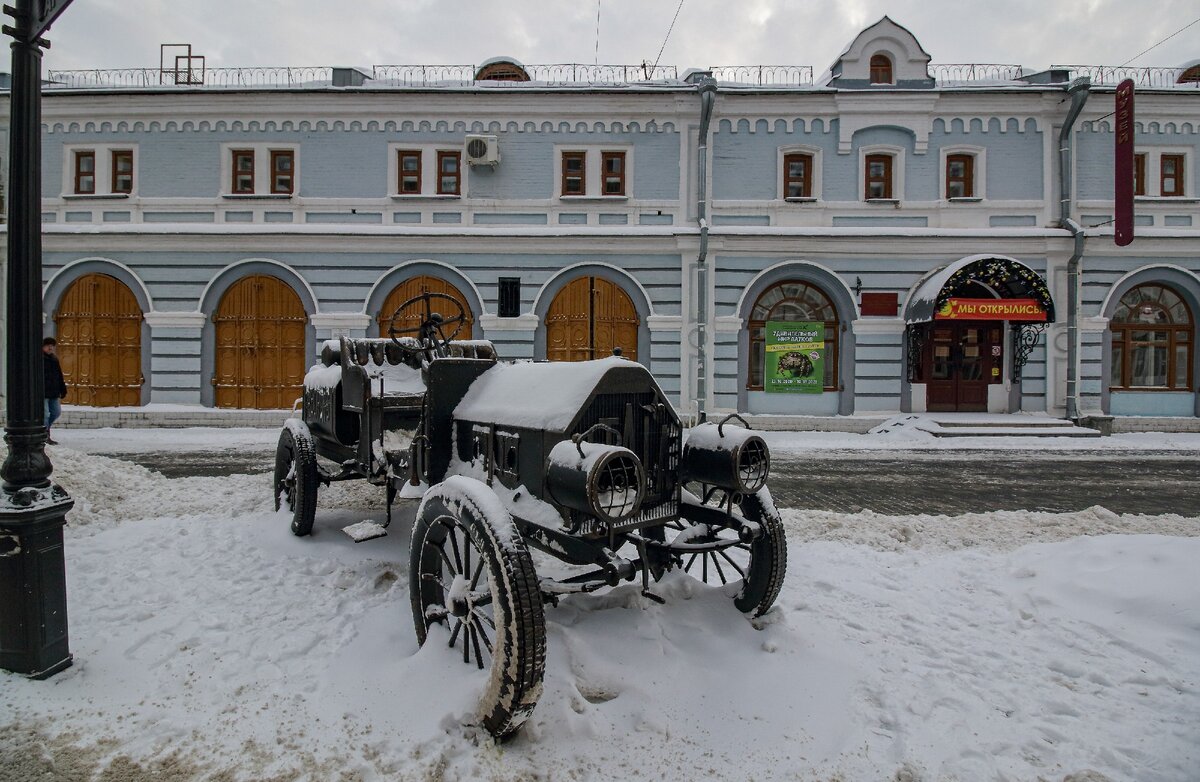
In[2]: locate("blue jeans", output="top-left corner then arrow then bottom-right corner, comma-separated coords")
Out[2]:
45,397 -> 62,430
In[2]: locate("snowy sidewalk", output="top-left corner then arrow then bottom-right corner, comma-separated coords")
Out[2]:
0,445 -> 1197,780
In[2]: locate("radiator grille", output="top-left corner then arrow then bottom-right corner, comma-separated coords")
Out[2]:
576,392 -> 680,530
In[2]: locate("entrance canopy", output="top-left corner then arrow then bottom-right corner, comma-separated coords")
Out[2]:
906,255 -> 1055,324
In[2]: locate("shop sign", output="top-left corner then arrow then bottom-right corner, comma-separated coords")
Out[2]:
765,321 -> 823,394
1114,79 -> 1135,247
935,298 -> 1047,321
33,0 -> 76,40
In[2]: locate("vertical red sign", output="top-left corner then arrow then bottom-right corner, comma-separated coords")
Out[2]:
1114,79 -> 1135,247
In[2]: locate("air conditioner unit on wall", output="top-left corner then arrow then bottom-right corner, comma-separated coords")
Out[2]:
464,134 -> 500,166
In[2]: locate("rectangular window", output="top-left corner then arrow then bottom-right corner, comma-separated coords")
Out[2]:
270,150 -> 294,195
946,154 -> 973,199
865,154 -> 892,199
397,150 -> 422,194
437,150 -> 461,195
783,153 -> 812,198
498,277 -> 521,318
1133,153 -> 1146,196
1161,154 -> 1184,197
111,150 -> 133,194
232,149 -> 255,194
562,151 -> 586,195
74,150 -> 95,194
601,151 -> 625,196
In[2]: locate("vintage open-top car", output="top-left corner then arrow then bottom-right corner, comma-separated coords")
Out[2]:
274,292 -> 786,738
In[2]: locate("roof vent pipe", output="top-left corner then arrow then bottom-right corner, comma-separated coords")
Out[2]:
694,75 -> 717,424
1058,76 -> 1090,421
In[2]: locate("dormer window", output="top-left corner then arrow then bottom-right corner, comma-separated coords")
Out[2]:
870,54 -> 893,84
475,58 -> 531,82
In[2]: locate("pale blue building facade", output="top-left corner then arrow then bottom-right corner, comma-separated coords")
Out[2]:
8,18 -> 1199,427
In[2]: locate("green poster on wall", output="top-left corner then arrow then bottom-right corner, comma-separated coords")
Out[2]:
765,321 -> 824,393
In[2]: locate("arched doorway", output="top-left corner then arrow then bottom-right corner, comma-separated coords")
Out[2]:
906,256 -> 1054,413
213,275 -> 307,409
375,274 -> 474,340
545,276 -> 639,361
53,272 -> 144,406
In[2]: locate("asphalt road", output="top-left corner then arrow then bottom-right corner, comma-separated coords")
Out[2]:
767,451 -> 1200,515
96,445 -> 1200,516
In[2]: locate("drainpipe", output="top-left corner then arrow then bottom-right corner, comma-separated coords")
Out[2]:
694,75 -> 717,423
1058,76 -> 1090,421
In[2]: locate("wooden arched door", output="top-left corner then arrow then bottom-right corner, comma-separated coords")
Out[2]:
213,275 -> 307,409
54,273 -> 144,406
376,274 -> 474,340
546,276 -> 639,361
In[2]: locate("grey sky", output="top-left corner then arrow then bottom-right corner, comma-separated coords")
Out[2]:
36,1 -> 1200,75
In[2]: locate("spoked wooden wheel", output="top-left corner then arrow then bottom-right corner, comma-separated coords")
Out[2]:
666,483 -> 787,617
410,478 -> 546,739
421,515 -> 496,670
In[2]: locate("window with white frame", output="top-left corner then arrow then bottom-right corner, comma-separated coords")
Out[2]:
388,145 -> 465,197
555,146 -> 633,198
1134,149 -> 1191,197
859,145 -> 904,201
779,146 -> 822,200
63,144 -> 138,196
939,146 -> 985,200
221,144 -> 299,196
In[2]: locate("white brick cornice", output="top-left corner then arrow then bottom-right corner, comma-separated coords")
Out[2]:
714,316 -> 743,333
145,311 -> 206,328
478,314 -> 539,332
851,318 -> 907,334
310,313 -> 371,330
646,315 -> 683,331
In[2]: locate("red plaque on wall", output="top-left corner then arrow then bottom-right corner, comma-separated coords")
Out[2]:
860,292 -> 898,316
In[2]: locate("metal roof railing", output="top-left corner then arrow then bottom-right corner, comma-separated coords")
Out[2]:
708,66 -> 815,86
40,62 -> 1200,91
929,63 -> 1025,84
46,66 -> 335,89
1052,65 -> 1200,88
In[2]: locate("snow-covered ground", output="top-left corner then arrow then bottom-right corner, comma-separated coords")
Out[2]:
2,438 -> 1198,781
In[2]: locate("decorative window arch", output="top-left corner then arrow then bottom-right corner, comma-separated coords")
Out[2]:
1110,283 -> 1193,390
870,54 -> 893,84
748,280 -> 840,390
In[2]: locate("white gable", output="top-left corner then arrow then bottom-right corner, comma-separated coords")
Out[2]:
824,16 -> 932,86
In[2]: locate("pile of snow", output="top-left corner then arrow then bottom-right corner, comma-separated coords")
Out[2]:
1,443 -> 1197,781
781,505 -> 1200,552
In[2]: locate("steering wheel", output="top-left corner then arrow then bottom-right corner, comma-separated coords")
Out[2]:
387,291 -> 467,361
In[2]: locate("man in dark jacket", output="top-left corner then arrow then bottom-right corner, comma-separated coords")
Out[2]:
43,337 -> 68,445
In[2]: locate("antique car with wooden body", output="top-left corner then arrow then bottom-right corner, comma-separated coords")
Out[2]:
273,292 -> 786,738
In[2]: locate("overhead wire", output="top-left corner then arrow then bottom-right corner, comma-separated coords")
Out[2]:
595,0 -> 602,66
651,0 -> 686,76
1119,15 -> 1200,66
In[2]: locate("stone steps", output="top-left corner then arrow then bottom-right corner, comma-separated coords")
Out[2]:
913,415 -> 1102,438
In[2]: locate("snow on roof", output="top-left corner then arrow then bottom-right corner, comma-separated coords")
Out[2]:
454,356 -> 633,430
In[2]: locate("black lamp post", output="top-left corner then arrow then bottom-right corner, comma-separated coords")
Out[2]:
0,0 -> 75,679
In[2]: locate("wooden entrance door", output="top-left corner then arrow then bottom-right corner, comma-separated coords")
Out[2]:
213,275 -> 307,409
924,322 -> 1002,412
54,273 -> 144,406
376,275 -> 474,340
546,276 -> 638,361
